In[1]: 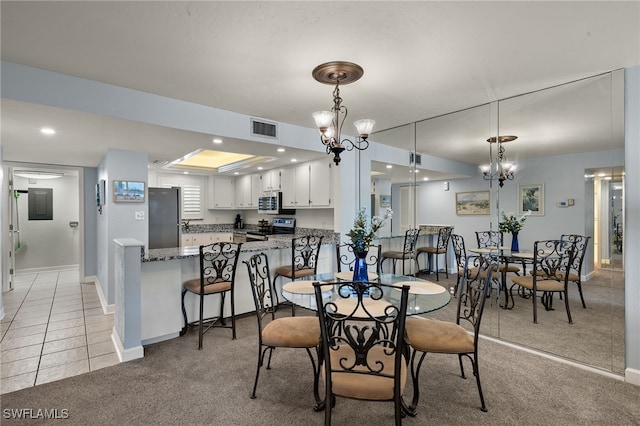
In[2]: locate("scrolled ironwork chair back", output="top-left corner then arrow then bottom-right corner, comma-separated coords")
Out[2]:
457,256 -> 495,333
533,239 -> 576,279
201,242 -> 242,289
314,281 -> 409,379
450,234 -> 469,271
436,226 -> 453,250
336,243 -> 382,275
292,235 -> 323,271
475,230 -> 503,248
561,234 -> 590,274
402,228 -> 420,255
244,252 -> 277,323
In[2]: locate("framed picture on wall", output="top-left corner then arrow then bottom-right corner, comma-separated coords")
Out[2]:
518,183 -> 544,216
113,180 -> 145,203
455,191 -> 490,215
380,195 -> 391,208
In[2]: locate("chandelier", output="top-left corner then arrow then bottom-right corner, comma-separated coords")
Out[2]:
312,61 -> 375,165
479,135 -> 518,187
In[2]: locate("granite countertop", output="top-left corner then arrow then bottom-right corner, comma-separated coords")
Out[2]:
144,231 -> 339,263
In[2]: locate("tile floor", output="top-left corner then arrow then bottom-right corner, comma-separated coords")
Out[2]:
1,269 -> 119,394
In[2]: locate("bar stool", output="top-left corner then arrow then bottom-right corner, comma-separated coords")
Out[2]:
380,228 -> 420,276
416,226 -> 452,281
180,241 -> 242,349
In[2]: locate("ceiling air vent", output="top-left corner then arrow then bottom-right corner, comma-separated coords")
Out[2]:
409,152 -> 422,165
251,118 -> 278,139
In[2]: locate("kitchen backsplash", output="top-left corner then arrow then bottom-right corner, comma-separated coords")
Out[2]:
183,223 -> 339,243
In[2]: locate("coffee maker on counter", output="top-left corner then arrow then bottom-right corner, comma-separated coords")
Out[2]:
234,214 -> 244,229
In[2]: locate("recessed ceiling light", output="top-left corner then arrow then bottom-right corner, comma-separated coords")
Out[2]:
213,138 -> 223,144
423,177 -> 429,181
604,176 -> 612,180
257,166 -> 263,170
277,148 -> 285,152
183,171 -> 189,175
386,165 -> 392,169
291,158 -> 298,162
598,172 -> 606,177
234,172 -> 239,175
40,127 -> 56,135
584,174 -> 595,178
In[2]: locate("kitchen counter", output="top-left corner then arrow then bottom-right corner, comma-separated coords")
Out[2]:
143,235 -> 332,262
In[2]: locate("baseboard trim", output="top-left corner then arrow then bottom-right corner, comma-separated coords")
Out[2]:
479,334 -> 627,383
16,264 -> 80,274
112,327 -> 144,362
625,367 -> 640,386
92,276 -> 115,314
142,332 -> 179,346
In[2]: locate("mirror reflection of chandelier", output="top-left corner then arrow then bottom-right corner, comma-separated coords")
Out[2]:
480,135 -> 518,187
311,61 -> 375,165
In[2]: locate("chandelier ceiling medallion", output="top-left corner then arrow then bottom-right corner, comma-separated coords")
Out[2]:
480,135 -> 518,187
312,61 -> 375,165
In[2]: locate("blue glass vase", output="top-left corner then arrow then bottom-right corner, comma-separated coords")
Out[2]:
511,232 -> 519,253
353,251 -> 369,282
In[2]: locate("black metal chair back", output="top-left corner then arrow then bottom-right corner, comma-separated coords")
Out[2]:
292,234 -> 324,273
475,230 -> 503,248
457,256 -> 495,339
436,226 -> 453,251
313,280 -> 410,425
244,252 -> 277,327
336,243 -> 382,275
403,228 -> 421,254
561,234 -> 591,308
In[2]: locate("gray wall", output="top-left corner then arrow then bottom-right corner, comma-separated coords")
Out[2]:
97,149 -> 148,306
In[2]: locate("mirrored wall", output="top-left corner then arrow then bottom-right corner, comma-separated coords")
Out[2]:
363,70 -> 625,374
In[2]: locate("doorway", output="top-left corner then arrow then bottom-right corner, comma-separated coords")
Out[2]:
4,164 -> 83,293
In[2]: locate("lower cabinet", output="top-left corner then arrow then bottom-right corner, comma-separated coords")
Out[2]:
180,233 -> 233,247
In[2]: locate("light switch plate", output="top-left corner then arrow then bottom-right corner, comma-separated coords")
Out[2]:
135,211 -> 145,220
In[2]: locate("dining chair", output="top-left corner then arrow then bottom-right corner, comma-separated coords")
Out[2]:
313,280 -> 410,425
336,242 -> 382,276
475,230 -> 522,276
450,234 -> 481,297
180,241 -> 242,349
404,256 -> 496,414
273,234 -> 324,314
510,239 -> 576,324
244,253 -> 321,401
560,234 -> 591,308
416,226 -> 452,281
380,228 -> 420,276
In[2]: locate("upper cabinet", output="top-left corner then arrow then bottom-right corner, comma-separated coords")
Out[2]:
207,176 -> 235,209
235,174 -> 261,209
281,159 -> 332,208
260,169 -> 281,193
156,173 -> 205,219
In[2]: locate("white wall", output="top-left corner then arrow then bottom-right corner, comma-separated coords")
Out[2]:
12,174 -> 80,270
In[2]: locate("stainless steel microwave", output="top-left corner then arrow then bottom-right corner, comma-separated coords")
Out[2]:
257,192 -> 296,215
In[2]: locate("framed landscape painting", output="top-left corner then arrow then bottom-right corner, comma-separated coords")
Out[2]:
518,183 -> 544,216
456,191 -> 490,215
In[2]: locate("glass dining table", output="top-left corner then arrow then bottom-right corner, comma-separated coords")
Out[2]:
281,272 -> 452,316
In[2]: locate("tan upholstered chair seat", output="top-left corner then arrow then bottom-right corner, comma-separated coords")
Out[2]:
417,247 -> 446,255
381,251 -> 413,259
323,345 -> 407,400
261,316 -> 320,348
274,266 -> 316,279
405,317 -> 474,354
183,279 -> 231,295
511,276 -> 564,292
499,264 -> 520,273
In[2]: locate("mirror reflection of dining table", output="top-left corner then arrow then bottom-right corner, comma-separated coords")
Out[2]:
468,247 -> 534,309
281,272 -> 452,316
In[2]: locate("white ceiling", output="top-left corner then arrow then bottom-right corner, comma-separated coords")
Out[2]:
1,1 -> 638,180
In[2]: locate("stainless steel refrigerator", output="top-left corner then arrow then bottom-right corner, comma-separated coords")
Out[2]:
148,187 -> 180,249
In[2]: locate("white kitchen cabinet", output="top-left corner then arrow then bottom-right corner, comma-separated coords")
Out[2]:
309,158 -> 332,207
208,176 -> 235,209
235,174 -> 260,208
261,169 -> 281,193
280,160 -> 331,208
181,232 -> 232,247
157,173 -> 205,219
